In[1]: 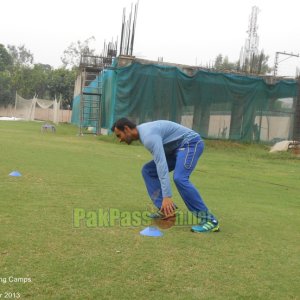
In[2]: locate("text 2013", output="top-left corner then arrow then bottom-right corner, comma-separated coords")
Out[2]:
0,292 -> 21,299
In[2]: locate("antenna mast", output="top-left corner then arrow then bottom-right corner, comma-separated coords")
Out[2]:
240,6 -> 260,71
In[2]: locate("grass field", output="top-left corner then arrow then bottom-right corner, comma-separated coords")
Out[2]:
0,121 -> 299,300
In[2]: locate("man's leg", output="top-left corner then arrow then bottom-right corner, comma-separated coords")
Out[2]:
141,156 -> 176,210
173,138 -> 219,231
173,139 -> 208,211
142,160 -> 162,209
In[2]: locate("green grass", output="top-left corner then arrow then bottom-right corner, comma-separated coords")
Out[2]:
0,121 -> 299,300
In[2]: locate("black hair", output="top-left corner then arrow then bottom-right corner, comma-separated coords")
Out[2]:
111,118 -> 137,132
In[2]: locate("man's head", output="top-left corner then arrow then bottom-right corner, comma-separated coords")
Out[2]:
111,118 -> 138,145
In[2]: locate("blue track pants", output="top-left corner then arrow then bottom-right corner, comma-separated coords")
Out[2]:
142,137 -> 212,217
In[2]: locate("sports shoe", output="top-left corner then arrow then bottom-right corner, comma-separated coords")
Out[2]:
148,210 -> 165,219
191,219 -> 220,233
148,208 -> 179,220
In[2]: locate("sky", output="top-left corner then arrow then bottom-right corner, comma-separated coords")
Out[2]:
1,0 -> 300,77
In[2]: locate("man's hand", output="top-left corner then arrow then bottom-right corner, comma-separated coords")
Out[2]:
160,197 -> 175,218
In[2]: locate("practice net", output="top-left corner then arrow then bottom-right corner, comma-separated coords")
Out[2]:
71,59 -> 299,143
14,93 -> 61,124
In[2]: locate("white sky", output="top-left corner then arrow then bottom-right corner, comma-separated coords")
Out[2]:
1,0 -> 299,77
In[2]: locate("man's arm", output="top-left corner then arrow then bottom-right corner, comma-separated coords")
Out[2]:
144,136 -> 175,216
161,197 -> 175,217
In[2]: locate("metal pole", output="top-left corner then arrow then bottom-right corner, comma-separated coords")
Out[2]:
274,51 -> 299,76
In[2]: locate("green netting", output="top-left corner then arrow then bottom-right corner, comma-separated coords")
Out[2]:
71,95 -> 80,124
73,59 -> 298,142
71,75 -> 102,131
101,68 -> 117,130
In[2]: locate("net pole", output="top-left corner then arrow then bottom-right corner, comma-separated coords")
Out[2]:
14,91 -> 17,119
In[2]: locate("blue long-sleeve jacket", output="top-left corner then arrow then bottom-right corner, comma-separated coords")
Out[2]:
137,120 -> 200,197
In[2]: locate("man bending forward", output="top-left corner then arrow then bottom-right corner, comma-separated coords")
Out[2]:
111,118 -> 219,233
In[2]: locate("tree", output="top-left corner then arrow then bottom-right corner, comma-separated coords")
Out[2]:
214,54 -> 223,69
29,64 -> 52,98
0,42 -> 82,110
48,68 -> 77,108
4,44 -> 35,101
214,51 -> 271,75
7,44 -> 34,66
0,71 -> 13,106
0,44 -> 13,71
0,45 -> 14,105
11,66 -> 36,99
238,50 -> 272,75
214,54 -> 238,72
61,36 -> 96,69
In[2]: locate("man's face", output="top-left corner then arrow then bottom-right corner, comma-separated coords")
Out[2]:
114,126 -> 133,145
